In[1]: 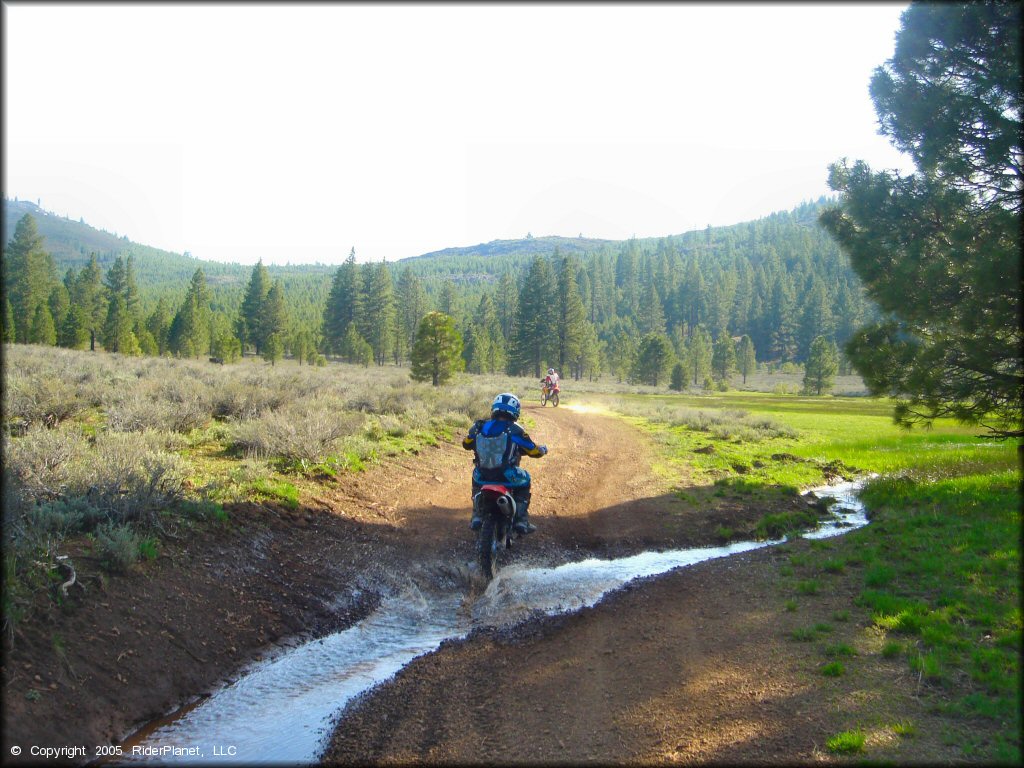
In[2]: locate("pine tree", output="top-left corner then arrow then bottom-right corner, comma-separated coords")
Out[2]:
340,322 -> 373,367
396,268 -> 426,364
363,262 -> 394,365
48,284 -> 70,337
711,334 -> 737,382
803,336 -> 839,395
237,260 -> 269,355
474,293 -> 506,374
102,293 -> 138,354
606,327 -> 638,383
260,280 -> 288,354
615,240 -> 640,317
209,314 -> 241,362
638,281 -> 666,337
4,214 -> 55,343
322,251 -> 361,355
677,260 -> 705,333
496,272 -> 518,340
462,324 -> 489,374
72,255 -> 106,351
768,273 -> 797,362
670,362 -> 686,392
737,335 -> 757,384
556,255 -> 588,376
578,322 -> 602,381
438,281 -> 457,317
687,325 -> 713,387
632,333 -> 673,386
146,297 -> 173,355
263,332 -> 283,366
820,2 -> 1022,436
29,303 -> 57,346
410,312 -> 464,386
168,268 -> 212,358
102,257 -> 132,351
124,254 -> 141,325
58,305 -> 89,349
798,280 -> 834,360
3,296 -> 16,343
510,255 -> 557,377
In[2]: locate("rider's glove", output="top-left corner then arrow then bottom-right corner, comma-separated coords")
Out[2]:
539,445 -> 548,456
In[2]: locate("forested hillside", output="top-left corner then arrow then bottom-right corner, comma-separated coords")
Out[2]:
3,195 -> 875,387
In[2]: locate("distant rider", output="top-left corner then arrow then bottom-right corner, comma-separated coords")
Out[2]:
542,368 -> 560,396
463,393 -> 547,535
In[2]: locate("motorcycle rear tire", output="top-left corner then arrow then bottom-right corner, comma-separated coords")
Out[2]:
478,515 -> 499,580
550,392 -> 559,407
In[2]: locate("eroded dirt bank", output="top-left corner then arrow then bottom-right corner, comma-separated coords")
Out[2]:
9,404 -> 774,763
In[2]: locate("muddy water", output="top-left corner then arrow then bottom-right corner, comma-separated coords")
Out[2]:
121,479 -> 870,764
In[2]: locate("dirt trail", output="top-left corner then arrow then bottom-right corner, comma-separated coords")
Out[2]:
321,406 -> 881,764
2,402 -> 876,764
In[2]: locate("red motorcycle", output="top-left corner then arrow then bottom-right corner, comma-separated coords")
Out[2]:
473,484 -> 519,580
540,379 -> 560,407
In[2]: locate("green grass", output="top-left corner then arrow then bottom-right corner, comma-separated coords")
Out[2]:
796,579 -> 820,595
821,661 -> 845,677
593,390 -> 1021,763
756,509 -> 820,540
826,729 -> 866,754
249,478 -> 300,510
824,643 -> 857,658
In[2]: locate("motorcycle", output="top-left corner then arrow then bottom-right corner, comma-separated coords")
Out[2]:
473,484 -> 519,580
540,379 -> 560,407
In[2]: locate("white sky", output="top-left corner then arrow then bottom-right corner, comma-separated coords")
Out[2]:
4,2 -> 914,266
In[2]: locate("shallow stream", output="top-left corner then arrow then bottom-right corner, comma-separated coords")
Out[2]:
120,478 -> 871,764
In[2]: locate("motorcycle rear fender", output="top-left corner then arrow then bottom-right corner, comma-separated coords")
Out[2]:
475,485 -> 516,519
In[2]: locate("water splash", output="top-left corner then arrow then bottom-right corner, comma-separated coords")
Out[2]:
123,478 -> 872,764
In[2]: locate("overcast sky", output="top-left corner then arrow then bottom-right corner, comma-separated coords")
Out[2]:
4,3 -> 914,266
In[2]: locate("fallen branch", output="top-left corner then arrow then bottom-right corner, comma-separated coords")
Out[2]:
55,555 -> 84,597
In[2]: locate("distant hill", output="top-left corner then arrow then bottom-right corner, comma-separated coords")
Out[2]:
3,194 -> 844,329
2,198 -> 336,327
407,234 -> 618,262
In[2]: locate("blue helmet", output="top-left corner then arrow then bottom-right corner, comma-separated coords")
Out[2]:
491,392 -> 521,420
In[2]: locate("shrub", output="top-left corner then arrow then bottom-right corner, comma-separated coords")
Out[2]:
230,399 -> 364,465
3,424 -> 88,505
107,384 -> 210,434
3,372 -> 84,433
76,432 -> 188,524
95,522 -> 141,573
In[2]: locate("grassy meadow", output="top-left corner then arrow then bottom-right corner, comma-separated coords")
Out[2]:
582,390 -> 1021,763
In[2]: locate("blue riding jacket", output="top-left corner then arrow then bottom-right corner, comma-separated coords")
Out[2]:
463,417 -> 545,487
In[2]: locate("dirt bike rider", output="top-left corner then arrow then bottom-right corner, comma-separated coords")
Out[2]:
463,393 -> 547,535
541,368 -> 560,395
